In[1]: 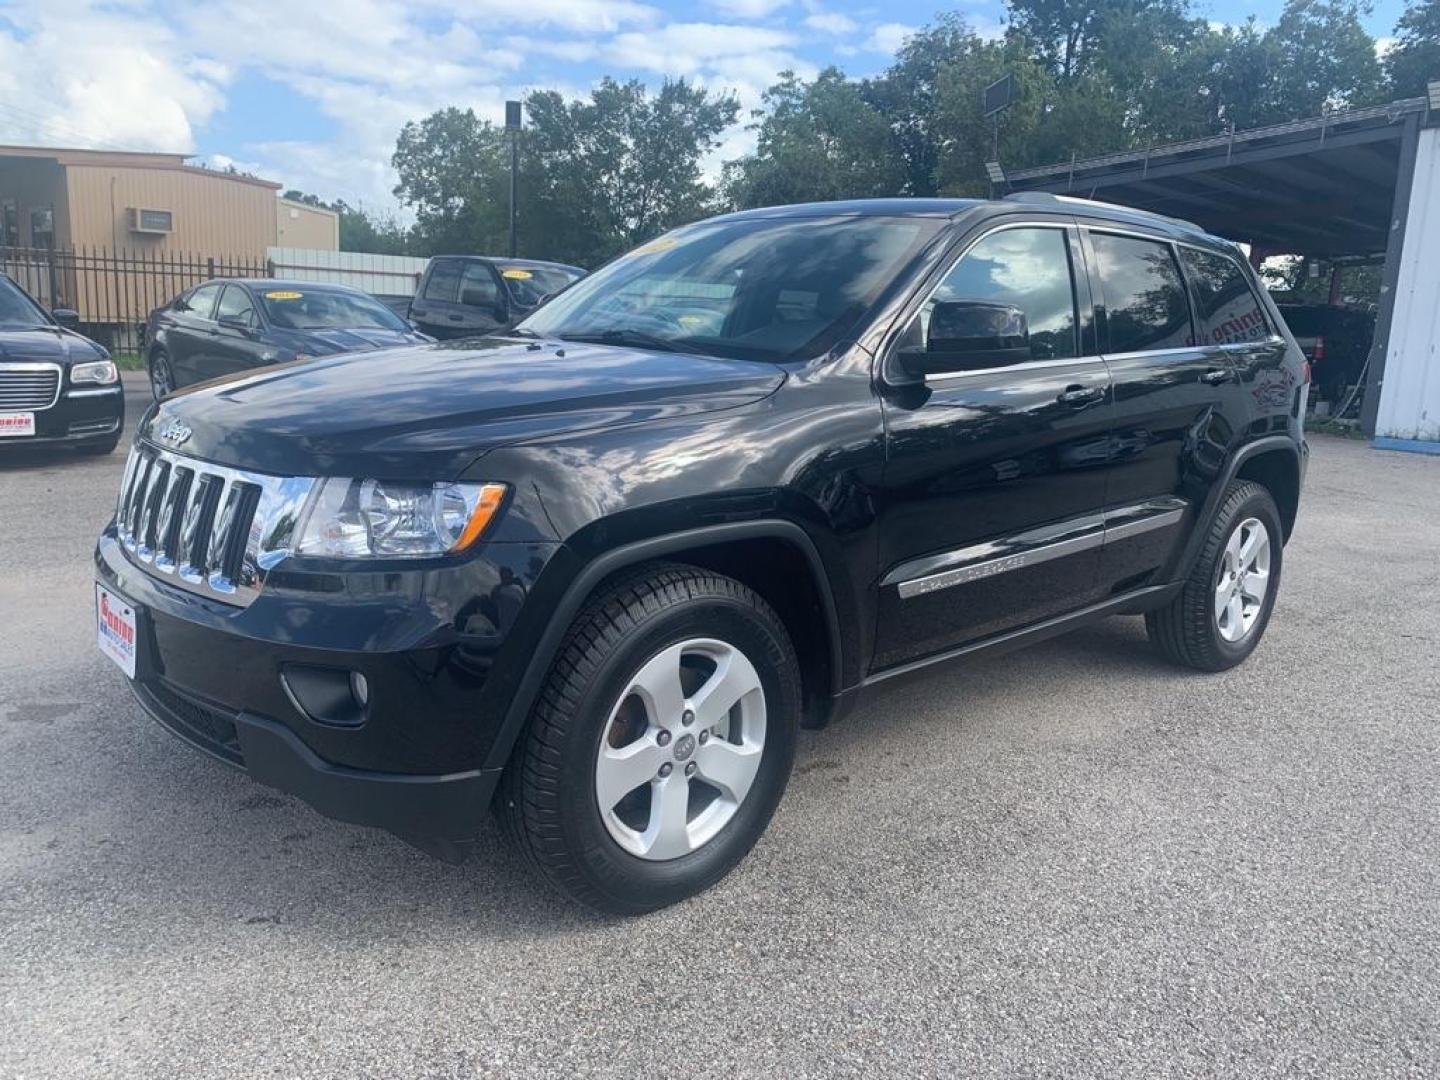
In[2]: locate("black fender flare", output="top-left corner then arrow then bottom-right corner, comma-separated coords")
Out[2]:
482,519 -> 846,771
1171,435 -> 1304,581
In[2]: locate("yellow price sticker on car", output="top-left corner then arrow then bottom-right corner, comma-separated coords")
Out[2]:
265,290 -> 304,300
501,268 -> 533,280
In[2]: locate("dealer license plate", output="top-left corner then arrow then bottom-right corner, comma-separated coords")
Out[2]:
96,583 -> 137,678
0,412 -> 35,437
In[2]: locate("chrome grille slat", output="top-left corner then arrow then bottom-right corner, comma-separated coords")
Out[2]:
0,363 -> 62,411
113,442 -> 317,608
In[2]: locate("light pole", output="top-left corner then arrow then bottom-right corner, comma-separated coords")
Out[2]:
505,100 -> 522,258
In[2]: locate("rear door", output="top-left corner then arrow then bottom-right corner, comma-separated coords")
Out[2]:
166,282 -> 223,386
874,219 -> 1114,669
409,259 -> 508,339
1083,228 -> 1252,594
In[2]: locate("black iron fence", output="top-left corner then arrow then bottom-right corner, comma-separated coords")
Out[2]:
0,245 -> 272,353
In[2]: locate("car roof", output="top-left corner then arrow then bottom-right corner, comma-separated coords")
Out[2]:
220,279 -> 366,293
426,256 -> 586,274
706,194 -> 1228,248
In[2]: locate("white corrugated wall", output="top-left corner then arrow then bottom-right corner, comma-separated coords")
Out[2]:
1375,127 -> 1440,445
265,247 -> 429,297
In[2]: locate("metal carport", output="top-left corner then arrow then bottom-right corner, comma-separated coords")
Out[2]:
1006,98 -> 1439,448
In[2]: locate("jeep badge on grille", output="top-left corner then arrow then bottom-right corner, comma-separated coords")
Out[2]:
157,418 -> 192,446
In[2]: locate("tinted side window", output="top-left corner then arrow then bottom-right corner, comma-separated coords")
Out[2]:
457,264 -> 500,310
928,227 -> 1077,360
1091,233 -> 1193,354
185,283 -> 223,320
215,284 -> 257,328
422,260 -> 462,302
1181,248 -> 1271,345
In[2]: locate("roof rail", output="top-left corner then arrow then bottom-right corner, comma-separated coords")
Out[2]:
1001,190 -> 1202,233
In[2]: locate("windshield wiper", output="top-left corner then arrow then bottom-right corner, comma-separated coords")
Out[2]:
557,328 -> 698,354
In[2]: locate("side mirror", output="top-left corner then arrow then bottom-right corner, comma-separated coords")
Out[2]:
51,308 -> 80,329
217,314 -> 253,333
898,300 -> 1032,376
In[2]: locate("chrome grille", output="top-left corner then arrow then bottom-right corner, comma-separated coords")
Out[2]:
115,443 -> 315,607
0,363 -> 62,411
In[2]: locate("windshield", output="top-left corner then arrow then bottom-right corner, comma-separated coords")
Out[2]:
516,215 -> 945,361
260,288 -> 408,332
0,277 -> 50,328
502,265 -> 584,308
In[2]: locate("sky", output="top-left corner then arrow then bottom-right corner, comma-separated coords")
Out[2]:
0,0 -> 1411,218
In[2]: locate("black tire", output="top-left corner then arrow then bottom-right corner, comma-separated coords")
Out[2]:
148,349 -> 175,401
1146,480 -> 1283,672
497,563 -> 801,915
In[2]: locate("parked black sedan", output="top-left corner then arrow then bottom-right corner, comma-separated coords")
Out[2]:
0,273 -> 123,454
408,257 -> 585,340
144,279 -> 432,400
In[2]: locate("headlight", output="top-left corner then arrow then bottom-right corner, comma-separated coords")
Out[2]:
295,479 -> 507,558
71,359 -> 118,385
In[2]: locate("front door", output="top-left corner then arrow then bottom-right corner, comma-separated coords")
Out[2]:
167,281 -> 223,387
1082,230 -> 1258,594
206,284 -> 269,380
874,222 -> 1114,671
410,259 -> 508,339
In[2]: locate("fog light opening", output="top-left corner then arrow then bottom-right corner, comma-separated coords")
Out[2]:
349,671 -> 369,709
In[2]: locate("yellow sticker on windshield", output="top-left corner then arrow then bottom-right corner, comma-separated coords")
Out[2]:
628,237 -> 678,257
501,268 -> 533,280
264,290 -> 304,300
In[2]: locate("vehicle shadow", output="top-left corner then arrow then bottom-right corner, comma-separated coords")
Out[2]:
20,616 -> 1175,938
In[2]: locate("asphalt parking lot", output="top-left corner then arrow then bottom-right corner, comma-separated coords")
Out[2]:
2,379 -> 1437,1078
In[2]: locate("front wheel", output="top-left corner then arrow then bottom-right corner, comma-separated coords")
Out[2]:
498,564 -> 800,914
148,349 -> 175,400
1146,480 -> 1283,671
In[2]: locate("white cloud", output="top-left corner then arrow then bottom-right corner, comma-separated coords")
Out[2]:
866,22 -> 915,55
707,0 -> 792,17
804,12 -> 858,34
0,0 -> 834,217
1375,36 -> 1397,58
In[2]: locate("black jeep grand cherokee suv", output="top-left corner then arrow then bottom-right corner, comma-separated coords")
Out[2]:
95,195 -> 1307,913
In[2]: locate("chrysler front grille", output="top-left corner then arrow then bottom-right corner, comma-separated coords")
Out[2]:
115,443 -> 315,607
0,363 -> 62,411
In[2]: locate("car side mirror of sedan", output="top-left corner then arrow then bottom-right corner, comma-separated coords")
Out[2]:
51,308 -> 80,329
898,300 -> 1032,377
217,314 -> 255,334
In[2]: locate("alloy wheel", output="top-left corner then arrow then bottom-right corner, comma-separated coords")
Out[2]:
150,353 -> 174,399
1214,516 -> 1271,643
594,637 -> 767,861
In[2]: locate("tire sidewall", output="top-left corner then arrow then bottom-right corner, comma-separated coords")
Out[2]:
149,350 -> 173,400
553,593 -> 799,909
1204,488 -> 1284,665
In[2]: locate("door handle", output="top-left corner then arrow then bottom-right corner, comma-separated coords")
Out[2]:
1057,385 -> 1105,406
448,314 -> 464,321
1201,368 -> 1234,385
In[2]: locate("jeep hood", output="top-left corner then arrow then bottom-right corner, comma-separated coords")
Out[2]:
143,336 -> 785,477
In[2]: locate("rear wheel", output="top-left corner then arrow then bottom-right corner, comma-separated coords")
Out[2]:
1146,480 -> 1283,671
148,349 -> 175,400
498,564 -> 800,914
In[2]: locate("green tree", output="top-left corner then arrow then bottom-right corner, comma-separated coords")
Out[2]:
523,78 -> 739,266
392,107 -> 512,256
724,69 -> 904,208
1386,0 -> 1440,98
861,14 -> 986,196
1253,0 -> 1384,123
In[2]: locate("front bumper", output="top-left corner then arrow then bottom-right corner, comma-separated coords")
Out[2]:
0,383 -> 124,445
132,676 -> 498,852
96,523 -> 561,849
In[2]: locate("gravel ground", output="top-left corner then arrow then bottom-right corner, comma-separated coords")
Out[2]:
2,385 -> 1438,1078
